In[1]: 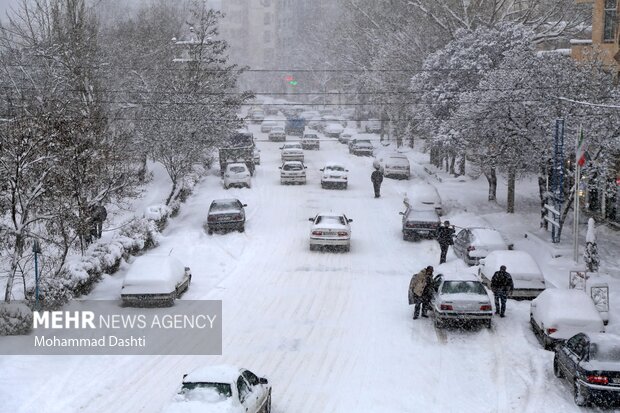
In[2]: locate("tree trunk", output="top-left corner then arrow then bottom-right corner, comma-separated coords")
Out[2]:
458,154 -> 466,176
4,234 -> 24,302
538,175 -> 548,229
137,152 -> 148,183
507,168 -> 516,213
449,156 -> 456,175
444,156 -> 449,172
484,167 -> 497,201
165,178 -> 178,206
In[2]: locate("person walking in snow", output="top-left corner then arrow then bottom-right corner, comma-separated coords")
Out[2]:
89,203 -> 108,239
491,265 -> 514,318
371,162 -> 384,198
408,266 -> 434,319
436,220 -> 455,264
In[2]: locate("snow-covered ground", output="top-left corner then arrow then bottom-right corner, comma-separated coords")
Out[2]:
1,124 -> 619,412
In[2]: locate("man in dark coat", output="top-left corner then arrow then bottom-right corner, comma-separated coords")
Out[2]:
370,164 -> 384,198
491,265 -> 514,317
408,266 -> 434,319
89,203 -> 108,239
436,220 -> 455,264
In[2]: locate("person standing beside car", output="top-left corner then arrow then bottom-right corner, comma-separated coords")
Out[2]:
371,162 -> 384,198
436,220 -> 455,264
491,265 -> 514,317
408,266 -> 434,319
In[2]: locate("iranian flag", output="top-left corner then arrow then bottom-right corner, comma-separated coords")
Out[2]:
576,128 -> 588,167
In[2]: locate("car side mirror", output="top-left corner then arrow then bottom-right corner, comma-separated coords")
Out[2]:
320,168 -> 324,171
348,219 -> 353,223
183,373 -> 188,379
278,167 -> 282,169
345,169 -> 349,172
242,204 -> 247,207
508,243 -> 514,250
304,166 -> 307,169
259,377 -> 268,384
399,212 -> 404,216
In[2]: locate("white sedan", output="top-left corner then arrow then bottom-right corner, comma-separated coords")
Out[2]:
479,250 -> 546,299
324,122 -> 344,138
320,163 -> 348,189
163,365 -> 271,413
379,153 -> 410,179
308,212 -> 352,252
223,163 -> 251,189
121,255 -> 191,307
409,182 -> 443,215
432,271 -> 493,329
280,142 -> 304,162
280,161 -> 307,185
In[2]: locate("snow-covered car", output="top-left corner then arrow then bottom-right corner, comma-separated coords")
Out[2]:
400,207 -> 440,241
410,183 -> 443,215
206,198 -> 247,234
365,118 -> 381,133
121,255 -> 191,307
308,212 -> 352,252
379,153 -> 410,179
249,109 -> 265,123
299,110 -> 320,126
280,142 -> 304,162
253,147 -> 261,165
223,163 -> 251,189
260,119 -> 278,133
301,133 -> 320,150
349,139 -> 374,156
324,122 -> 344,138
530,289 -> 605,349
320,163 -> 348,189
280,161 -> 307,185
479,250 -> 546,299
453,227 -> 510,266
553,333 -> 620,407
338,129 -> 355,144
431,271 -> 493,329
163,365 -> 271,413
268,126 -> 286,142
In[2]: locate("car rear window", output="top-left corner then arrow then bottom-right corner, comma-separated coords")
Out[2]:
326,166 -> 345,172
283,164 -> 303,171
441,281 -> 486,295
229,166 -> 246,173
211,201 -> 240,211
316,216 -> 346,226
181,382 -> 232,398
590,342 -> 620,362
304,135 -> 318,139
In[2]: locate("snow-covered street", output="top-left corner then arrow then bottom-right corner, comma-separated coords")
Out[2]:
2,124 -> 615,413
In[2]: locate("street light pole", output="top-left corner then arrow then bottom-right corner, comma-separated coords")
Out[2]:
32,240 -> 41,310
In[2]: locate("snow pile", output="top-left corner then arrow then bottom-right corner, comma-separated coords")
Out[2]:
0,302 -> 33,336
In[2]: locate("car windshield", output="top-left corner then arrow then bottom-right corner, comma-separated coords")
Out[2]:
271,127 -> 283,132
304,135 -> 318,139
229,166 -> 246,173
326,166 -> 345,172
181,382 -> 232,398
590,341 -> 620,362
316,215 -> 346,226
211,201 -> 240,211
356,140 -> 372,146
284,144 -> 301,149
283,163 -> 303,171
441,281 -> 486,295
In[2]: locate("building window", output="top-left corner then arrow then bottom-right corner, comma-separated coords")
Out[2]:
264,12 -> 271,25
603,0 -> 617,43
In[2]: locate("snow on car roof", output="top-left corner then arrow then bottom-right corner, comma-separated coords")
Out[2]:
316,212 -> 347,218
324,162 -> 345,168
226,163 -> 247,169
212,198 -> 241,204
437,272 -> 480,282
283,161 -> 304,166
405,209 -> 439,221
183,365 -> 241,384
469,228 -> 507,247
122,255 -> 185,292
483,250 -> 540,275
532,289 -> 603,327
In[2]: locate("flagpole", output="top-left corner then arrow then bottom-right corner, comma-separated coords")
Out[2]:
573,126 -> 582,263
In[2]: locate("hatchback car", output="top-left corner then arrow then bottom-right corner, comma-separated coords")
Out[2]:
400,207 -> 440,241
268,126 -> 286,142
453,227 -> 510,265
206,199 -> 247,234
554,333 -> 620,407
121,255 -> 191,307
308,212 -> 352,252
280,161 -> 307,185
280,142 -> 304,162
320,163 -> 348,189
301,133 -> 320,150
431,272 -> 493,329
530,289 -> 605,349
223,163 -> 251,189
379,153 -> 411,179
164,365 -> 271,413
479,250 -> 546,299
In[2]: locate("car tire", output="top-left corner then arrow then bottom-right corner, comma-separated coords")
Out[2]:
343,245 -> 350,252
553,356 -> 564,378
207,228 -> 213,235
574,380 -> 589,407
485,319 -> 492,329
239,226 -> 245,233
434,317 -> 443,329
309,244 -> 316,251
403,232 -> 408,241
321,183 -> 325,189
224,184 -> 229,190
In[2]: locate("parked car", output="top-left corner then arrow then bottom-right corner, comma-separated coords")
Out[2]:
301,133 -> 320,150
431,271 -> 493,329
121,255 -> 191,307
410,183 -> 443,215
365,118 -> 381,133
479,250 -> 546,299
268,126 -> 286,142
280,161 -> 307,185
530,289 -> 605,349
320,163 -> 348,189
379,153 -> 410,179
553,333 -> 620,407
253,147 -> 261,165
260,119 -> 278,133
223,163 -> 251,189
400,207 -> 440,241
324,122 -> 344,138
163,365 -> 271,413
347,135 -> 372,151
349,139 -> 374,156
308,212 -> 352,252
206,198 -> 247,234
249,109 -> 265,123
453,227 -> 510,265
280,142 -> 304,162
339,129 -> 355,144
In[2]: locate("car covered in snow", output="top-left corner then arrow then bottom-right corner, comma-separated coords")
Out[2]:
431,271 -> 493,329
553,333 -> 620,407
206,199 -> 247,234
530,289 -> 605,349
338,129 -> 355,144
365,118 -> 381,133
268,126 -> 286,142
301,133 -> 320,150
399,207 -> 440,241
163,365 -> 271,413
280,142 -> 304,162
349,139 -> 374,156
121,255 -> 191,307
223,163 -> 251,189
378,153 -> 410,179
409,183 -> 443,215
320,163 -> 348,189
279,161 -> 307,185
453,227 -> 510,266
479,250 -> 546,299
249,109 -> 265,123
260,119 -> 278,133
324,122 -> 344,138
308,212 -> 352,252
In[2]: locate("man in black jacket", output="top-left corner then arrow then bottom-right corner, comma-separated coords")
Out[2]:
436,220 -> 455,264
370,164 -> 384,198
491,265 -> 514,317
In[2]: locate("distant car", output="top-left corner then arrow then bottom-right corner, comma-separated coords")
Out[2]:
164,365 -> 271,413
301,133 -> 320,150
260,119 -> 278,133
280,161 -> 307,185
453,227 -> 510,266
223,163 -> 251,189
268,126 -> 286,142
409,183 -> 443,215
320,163 -> 348,189
400,207 -> 440,241
280,142 -> 304,162
431,271 -> 493,329
339,130 -> 355,144
479,250 -> 546,299
324,122 -> 344,138
206,198 -> 247,234
554,333 -> 620,407
365,118 -> 381,133
249,110 -> 265,123
530,289 -> 605,350
309,212 -> 352,252
253,147 -> 261,165
121,255 -> 191,307
349,139 -> 374,156
379,153 -> 410,179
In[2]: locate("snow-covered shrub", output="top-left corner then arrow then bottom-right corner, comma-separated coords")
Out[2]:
144,204 -> 172,230
120,218 -> 160,251
0,302 -> 33,336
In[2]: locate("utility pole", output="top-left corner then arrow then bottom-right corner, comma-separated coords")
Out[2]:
32,240 -> 42,310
